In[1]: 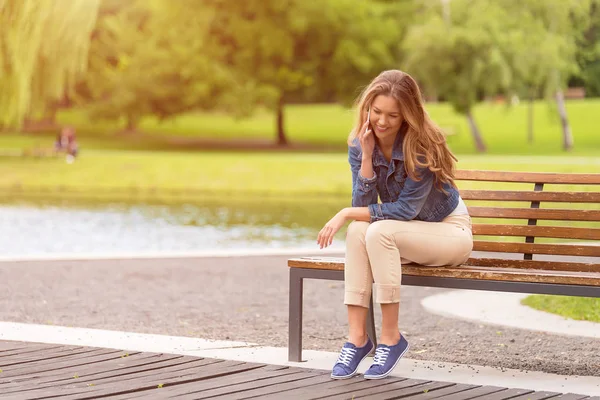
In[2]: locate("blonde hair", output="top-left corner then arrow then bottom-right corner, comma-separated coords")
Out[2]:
348,70 -> 457,189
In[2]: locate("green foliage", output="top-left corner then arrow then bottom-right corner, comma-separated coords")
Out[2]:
202,0 -> 408,142
75,0 -> 238,131
403,1 -> 512,115
0,0 -> 100,129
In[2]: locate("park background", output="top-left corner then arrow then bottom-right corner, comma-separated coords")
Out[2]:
1,0 -> 599,322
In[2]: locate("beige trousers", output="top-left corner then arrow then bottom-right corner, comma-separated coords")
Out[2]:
344,214 -> 473,308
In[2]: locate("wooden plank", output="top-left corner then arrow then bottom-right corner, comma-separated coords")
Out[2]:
0,342 -> 36,352
57,357 -> 227,388
555,395 -> 594,400
0,349 -> 132,379
465,258 -> 599,273
508,391 -> 564,399
0,347 -> 106,367
2,356 -> 227,395
289,257 -> 345,270
401,383 -> 481,399
131,365 -> 301,399
167,368 -> 325,399
194,373 -> 335,400
455,170 -> 600,185
49,360 -> 264,400
468,207 -> 600,222
400,265 -> 600,286
331,380 -> 453,400
438,385 -> 508,400
0,344 -> 66,358
472,224 -> 600,241
460,190 -> 600,203
473,241 -> 600,257
0,359 -> 249,400
288,257 -> 600,275
254,376 -> 409,400
0,354 -> 187,391
473,387 -> 536,399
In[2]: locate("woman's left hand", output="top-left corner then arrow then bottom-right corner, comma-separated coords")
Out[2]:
317,209 -> 348,249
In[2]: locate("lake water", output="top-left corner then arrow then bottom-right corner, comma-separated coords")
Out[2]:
0,198 -> 346,257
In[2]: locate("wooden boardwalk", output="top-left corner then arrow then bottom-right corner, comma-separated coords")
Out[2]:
0,341 -> 594,399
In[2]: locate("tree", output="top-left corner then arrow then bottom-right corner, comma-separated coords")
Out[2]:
576,1 -> 600,97
403,1 -> 513,152
0,0 -> 100,130
203,0 -> 405,145
75,0 -> 239,132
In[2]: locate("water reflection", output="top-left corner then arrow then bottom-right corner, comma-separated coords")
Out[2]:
0,196 -> 348,256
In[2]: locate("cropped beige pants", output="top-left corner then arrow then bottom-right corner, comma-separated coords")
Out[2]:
344,214 -> 473,308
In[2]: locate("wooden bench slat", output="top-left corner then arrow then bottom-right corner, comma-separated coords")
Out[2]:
460,190 -> 600,203
401,265 -> 600,286
468,206 -> 600,221
465,257 -> 599,273
455,170 -> 600,184
288,257 -> 600,273
287,258 -> 600,286
473,241 -> 600,257
472,224 -> 600,240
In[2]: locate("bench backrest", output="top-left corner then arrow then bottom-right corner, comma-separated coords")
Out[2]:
456,170 -> 600,270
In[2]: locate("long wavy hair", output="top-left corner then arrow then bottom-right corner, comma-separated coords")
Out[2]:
348,70 -> 457,189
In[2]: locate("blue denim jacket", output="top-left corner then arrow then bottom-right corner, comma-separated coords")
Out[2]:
349,124 -> 459,223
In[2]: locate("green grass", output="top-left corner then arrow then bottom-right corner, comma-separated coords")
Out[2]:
1,151 -> 599,198
2,99 -> 599,155
521,295 -> 600,322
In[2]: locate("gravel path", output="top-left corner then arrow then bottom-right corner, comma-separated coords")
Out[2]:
1,255 -> 598,377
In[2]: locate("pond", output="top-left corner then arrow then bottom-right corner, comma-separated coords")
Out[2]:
0,196 -> 348,257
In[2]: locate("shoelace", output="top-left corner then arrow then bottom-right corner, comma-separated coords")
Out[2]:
336,347 -> 357,366
372,347 -> 391,366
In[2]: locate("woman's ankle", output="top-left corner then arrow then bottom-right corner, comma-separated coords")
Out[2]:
379,331 -> 401,346
348,332 -> 369,347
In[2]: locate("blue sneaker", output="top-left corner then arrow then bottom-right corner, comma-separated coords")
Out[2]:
363,335 -> 409,379
330,338 -> 374,379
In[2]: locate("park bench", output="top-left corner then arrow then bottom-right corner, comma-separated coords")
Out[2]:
287,170 -> 600,362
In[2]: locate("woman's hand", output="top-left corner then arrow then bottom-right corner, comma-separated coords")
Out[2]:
359,119 -> 375,157
317,209 -> 348,249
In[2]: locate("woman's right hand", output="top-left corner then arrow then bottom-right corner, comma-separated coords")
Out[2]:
359,120 -> 375,157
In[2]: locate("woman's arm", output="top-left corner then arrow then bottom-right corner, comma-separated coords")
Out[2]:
349,144 -> 378,207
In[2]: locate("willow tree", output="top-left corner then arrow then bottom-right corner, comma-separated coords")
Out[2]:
0,0 -> 100,129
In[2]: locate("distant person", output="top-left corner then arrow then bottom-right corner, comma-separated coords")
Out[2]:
55,126 -> 79,163
317,70 -> 473,380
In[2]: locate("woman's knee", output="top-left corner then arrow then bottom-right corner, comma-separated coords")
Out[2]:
365,220 -> 403,247
346,221 -> 370,244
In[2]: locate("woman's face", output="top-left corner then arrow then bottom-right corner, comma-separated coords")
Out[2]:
369,95 -> 402,141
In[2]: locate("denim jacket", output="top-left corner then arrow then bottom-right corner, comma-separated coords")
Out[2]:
349,123 -> 459,223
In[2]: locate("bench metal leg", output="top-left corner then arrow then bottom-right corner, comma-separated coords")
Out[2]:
288,268 -> 304,362
367,295 -> 377,353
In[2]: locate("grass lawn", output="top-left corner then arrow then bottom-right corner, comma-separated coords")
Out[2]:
1,99 -> 599,155
1,151 -> 599,198
521,296 -> 600,323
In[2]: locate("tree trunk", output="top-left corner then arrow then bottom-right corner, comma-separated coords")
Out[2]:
527,89 -> 534,144
276,96 -> 288,146
555,90 -> 573,151
466,110 -> 487,153
118,115 -> 138,135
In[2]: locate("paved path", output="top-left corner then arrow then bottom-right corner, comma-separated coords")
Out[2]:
1,255 -> 599,377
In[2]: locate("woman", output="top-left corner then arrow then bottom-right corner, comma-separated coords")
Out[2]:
317,70 -> 473,380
